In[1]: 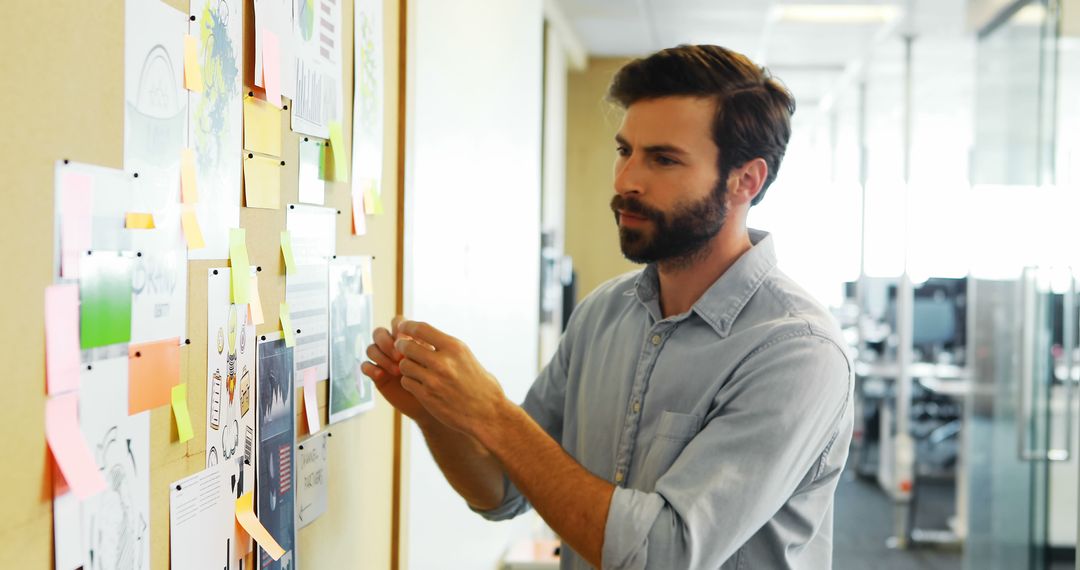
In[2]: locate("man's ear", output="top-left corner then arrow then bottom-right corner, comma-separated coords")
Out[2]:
725,158 -> 768,206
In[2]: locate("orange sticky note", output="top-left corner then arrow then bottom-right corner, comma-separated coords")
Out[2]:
45,284 -> 81,395
249,273 -> 265,325
128,338 -> 181,414
125,212 -> 155,229
280,303 -> 295,348
171,383 -> 194,442
303,368 -> 320,435
280,230 -> 296,274
351,189 -> 367,236
235,492 -> 285,560
261,29 -> 282,108
181,210 -> 206,249
184,34 -> 203,92
46,392 -> 107,500
243,156 -> 281,209
181,148 -> 198,203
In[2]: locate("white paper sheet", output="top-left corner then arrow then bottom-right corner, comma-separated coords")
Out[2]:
170,464 -> 233,570
206,267 -> 257,565
296,432 -> 329,528
256,333 -> 297,569
290,0 -> 343,138
52,356 -> 151,570
329,256 -> 376,423
352,0 -> 385,194
188,0 -> 244,260
298,137 -> 326,205
286,204 -> 336,380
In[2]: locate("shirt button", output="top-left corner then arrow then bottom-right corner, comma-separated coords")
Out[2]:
615,471 -> 624,483
651,334 -> 661,346
633,401 -> 641,413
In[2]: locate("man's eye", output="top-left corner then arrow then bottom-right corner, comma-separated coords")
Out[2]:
655,155 -> 678,166
615,146 -> 630,156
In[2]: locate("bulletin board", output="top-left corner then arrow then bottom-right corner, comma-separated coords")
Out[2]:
0,0 -> 402,567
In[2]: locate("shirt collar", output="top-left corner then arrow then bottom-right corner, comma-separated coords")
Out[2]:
633,228 -> 777,337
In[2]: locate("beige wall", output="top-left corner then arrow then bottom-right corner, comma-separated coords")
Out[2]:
565,57 -> 640,300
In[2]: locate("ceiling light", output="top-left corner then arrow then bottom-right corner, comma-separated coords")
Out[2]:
770,4 -> 902,24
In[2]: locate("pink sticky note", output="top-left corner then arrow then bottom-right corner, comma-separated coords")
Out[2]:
262,29 -> 282,108
45,284 -> 81,395
303,368 -> 320,435
46,392 -> 107,500
60,171 -> 93,278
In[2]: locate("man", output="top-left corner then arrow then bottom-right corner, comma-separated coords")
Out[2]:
363,44 -> 853,569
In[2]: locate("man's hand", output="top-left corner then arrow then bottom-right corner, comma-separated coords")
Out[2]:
394,320 -> 511,437
361,316 -> 435,425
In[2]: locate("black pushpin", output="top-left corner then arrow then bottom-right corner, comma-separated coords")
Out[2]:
337,209 -> 341,215
86,365 -> 92,371
133,172 -> 139,178
136,251 -> 142,257
280,160 -> 285,166
256,266 -> 262,272
299,444 -> 304,450
135,351 -> 141,357
248,153 -> 254,159
249,91 -> 254,97
213,269 -> 219,275
184,339 -> 191,345
189,15 -> 195,21
283,104 -> 288,110
176,484 -> 182,490
289,205 -> 295,209
296,329 -> 301,334
63,159 -> 70,164
261,335 -> 266,341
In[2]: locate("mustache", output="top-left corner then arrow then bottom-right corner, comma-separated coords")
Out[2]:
610,195 -> 664,222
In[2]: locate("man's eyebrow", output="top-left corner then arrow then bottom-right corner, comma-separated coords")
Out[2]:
614,134 -> 689,156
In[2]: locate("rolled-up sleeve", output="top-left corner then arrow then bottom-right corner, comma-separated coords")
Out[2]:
601,333 -> 852,569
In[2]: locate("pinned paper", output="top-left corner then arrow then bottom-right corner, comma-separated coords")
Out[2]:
280,303 -> 295,347
171,383 -> 194,442
366,185 -> 385,216
125,212 -> 155,229
46,392 -> 107,500
45,284 -> 81,395
280,230 -> 296,274
181,148 -> 198,203
243,97 -> 282,157
59,171 -> 93,278
129,338 -> 181,414
361,260 -> 374,295
249,273 -> 265,325
328,121 -> 348,181
184,34 -> 203,92
243,155 -> 281,209
235,491 -> 285,560
229,229 -> 250,304
303,368 -> 320,434
80,252 -> 132,349
181,210 -> 206,249
261,29 -> 282,108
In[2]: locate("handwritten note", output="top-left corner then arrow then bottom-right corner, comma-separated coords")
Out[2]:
183,34 -> 203,92
235,492 -> 285,560
59,171 -> 92,278
171,383 -> 194,442
303,368 -> 319,435
229,229 -> 250,304
129,338 -> 181,414
45,392 -> 107,500
296,433 -> 329,528
45,284 -> 81,395
280,303 -> 296,347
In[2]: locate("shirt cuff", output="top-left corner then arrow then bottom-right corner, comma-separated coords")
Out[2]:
602,486 -> 665,569
469,473 -> 531,521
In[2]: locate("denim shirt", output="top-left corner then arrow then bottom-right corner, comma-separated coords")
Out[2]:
477,229 -> 854,569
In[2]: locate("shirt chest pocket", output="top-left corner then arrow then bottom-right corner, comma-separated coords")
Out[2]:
638,411 -> 702,491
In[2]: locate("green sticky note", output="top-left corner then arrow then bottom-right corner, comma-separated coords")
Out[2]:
280,303 -> 296,347
79,252 -> 133,349
328,121 -> 348,182
280,230 -> 297,274
229,228 -> 250,304
171,383 -> 194,442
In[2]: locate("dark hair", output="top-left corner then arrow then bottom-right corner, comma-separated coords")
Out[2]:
607,45 -> 795,206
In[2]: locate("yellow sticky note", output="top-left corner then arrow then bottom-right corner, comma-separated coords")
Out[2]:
171,383 -> 194,442
235,492 -> 285,560
328,121 -> 348,182
181,148 -> 198,203
181,210 -> 206,249
243,97 -> 282,157
184,34 -> 203,92
125,212 -> 155,229
229,229 -> 250,304
249,273 -> 265,325
280,230 -> 296,274
280,303 -> 295,348
243,155 -> 281,209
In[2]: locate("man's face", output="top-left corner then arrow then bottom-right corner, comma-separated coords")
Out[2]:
610,96 -> 728,264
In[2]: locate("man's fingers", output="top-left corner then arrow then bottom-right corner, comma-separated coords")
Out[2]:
399,357 -> 436,385
360,361 -> 389,385
398,320 -> 456,351
395,337 -> 437,367
373,327 -> 403,362
400,375 -> 424,394
391,315 -> 405,334
366,343 -> 400,376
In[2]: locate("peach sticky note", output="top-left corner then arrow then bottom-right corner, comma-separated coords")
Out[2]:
280,230 -> 296,274
181,210 -> 206,250
60,171 -> 93,278
45,284 -> 81,395
303,368 -> 320,435
229,229 -> 250,305
171,383 -> 194,442
249,273 -> 265,325
261,29 -> 282,108
243,155 -> 281,209
280,303 -> 296,348
128,338 -> 181,414
235,491 -> 285,560
328,121 -> 348,182
351,188 -> 367,236
181,148 -> 198,203
184,34 -> 203,92
125,212 -> 155,229
243,97 -> 282,157
46,392 -> 107,500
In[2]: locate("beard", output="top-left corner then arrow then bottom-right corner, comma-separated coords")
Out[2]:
610,180 -> 728,266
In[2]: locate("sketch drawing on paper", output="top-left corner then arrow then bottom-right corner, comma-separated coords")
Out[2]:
86,427 -> 148,570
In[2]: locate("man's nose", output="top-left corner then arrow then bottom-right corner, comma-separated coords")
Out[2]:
613,155 -> 643,197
